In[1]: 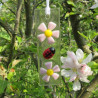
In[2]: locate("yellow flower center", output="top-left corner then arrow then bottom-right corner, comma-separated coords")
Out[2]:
79,59 -> 83,63
45,29 -> 52,37
47,69 -> 54,76
72,68 -> 77,72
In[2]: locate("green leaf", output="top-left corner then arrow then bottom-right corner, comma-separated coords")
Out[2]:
26,44 -> 37,53
94,8 -> 98,13
87,31 -> 98,40
72,8 -> 76,12
7,72 -> 15,80
88,61 -> 98,70
70,12 -> 75,15
65,13 -> 70,18
67,1 -> 76,7
0,78 -> 8,94
17,36 -> 22,43
78,31 -> 88,40
0,38 -> 9,46
23,89 -> 28,93
0,32 -> 10,41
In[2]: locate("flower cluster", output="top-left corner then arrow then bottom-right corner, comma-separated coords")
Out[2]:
61,49 -> 93,91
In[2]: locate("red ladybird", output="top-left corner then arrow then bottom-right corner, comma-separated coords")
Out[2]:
43,47 -> 55,59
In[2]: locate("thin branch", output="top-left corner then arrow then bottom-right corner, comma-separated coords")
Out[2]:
77,74 -> 98,98
7,0 -> 23,67
34,0 -> 44,8
0,19 -> 14,37
14,0 -> 23,34
1,1 -> 16,15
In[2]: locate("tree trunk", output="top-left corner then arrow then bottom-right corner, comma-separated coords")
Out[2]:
24,0 -> 32,38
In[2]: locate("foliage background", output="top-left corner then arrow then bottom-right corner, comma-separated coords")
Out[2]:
0,0 -> 98,98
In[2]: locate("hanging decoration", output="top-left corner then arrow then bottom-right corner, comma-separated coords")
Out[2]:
35,0 -> 61,85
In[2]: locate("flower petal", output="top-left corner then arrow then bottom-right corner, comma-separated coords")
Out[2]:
73,80 -> 81,91
80,64 -> 93,76
83,53 -> 92,64
67,51 -> 77,63
40,68 -> 47,75
52,73 -> 59,80
47,37 -> 55,44
61,56 -> 66,64
90,4 -> 98,9
38,23 -> 47,32
61,65 -> 70,68
42,75 -> 50,82
69,73 -> 77,82
53,65 -> 60,72
80,76 -> 90,83
61,69 -> 73,77
37,34 -> 46,42
67,51 -> 80,68
76,49 -> 84,61
52,30 -> 60,38
45,62 -> 52,69
48,22 -> 56,30
64,57 -> 74,68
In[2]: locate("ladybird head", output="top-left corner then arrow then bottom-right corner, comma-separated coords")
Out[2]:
49,47 -> 55,54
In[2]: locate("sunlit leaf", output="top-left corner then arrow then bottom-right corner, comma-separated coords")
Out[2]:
23,89 -> 28,93
12,59 -> 22,67
78,31 -> 88,40
65,12 -> 70,18
67,1 -> 76,7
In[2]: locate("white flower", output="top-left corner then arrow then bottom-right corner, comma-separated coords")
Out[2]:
61,49 -> 93,91
90,0 -> 98,9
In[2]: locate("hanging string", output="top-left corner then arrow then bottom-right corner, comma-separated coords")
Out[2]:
45,0 -> 50,15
